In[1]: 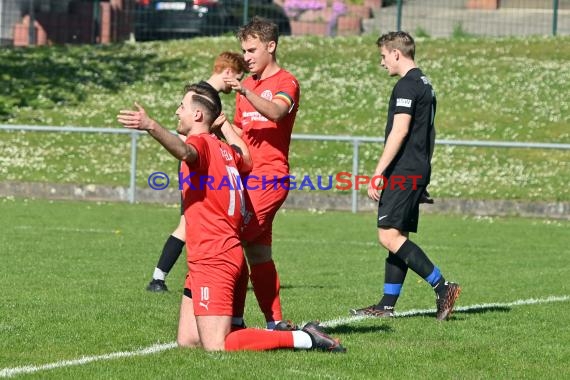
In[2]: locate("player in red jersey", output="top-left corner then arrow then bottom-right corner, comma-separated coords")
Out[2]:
146,52 -> 249,294
223,17 -> 300,330
117,83 -> 344,352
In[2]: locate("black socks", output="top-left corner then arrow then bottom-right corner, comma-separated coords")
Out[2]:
395,239 -> 446,296
156,235 -> 185,273
378,253 -> 408,308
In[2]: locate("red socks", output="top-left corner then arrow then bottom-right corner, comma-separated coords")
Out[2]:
249,260 -> 282,323
224,329 -> 294,351
232,263 -> 249,321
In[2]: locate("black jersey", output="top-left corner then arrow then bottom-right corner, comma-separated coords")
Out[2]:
384,68 -> 436,185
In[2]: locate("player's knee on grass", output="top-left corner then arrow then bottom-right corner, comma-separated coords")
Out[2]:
177,292 -> 201,348
196,315 -> 232,352
177,334 -> 201,348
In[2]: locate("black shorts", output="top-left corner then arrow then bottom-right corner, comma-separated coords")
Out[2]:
377,183 -> 426,233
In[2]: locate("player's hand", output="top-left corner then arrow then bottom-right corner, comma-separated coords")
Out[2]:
223,77 -> 246,95
367,175 -> 382,201
419,189 -> 434,204
116,102 -> 154,130
212,112 -> 227,130
211,112 -> 227,140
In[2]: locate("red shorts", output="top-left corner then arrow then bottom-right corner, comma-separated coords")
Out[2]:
241,178 -> 288,246
184,245 -> 246,316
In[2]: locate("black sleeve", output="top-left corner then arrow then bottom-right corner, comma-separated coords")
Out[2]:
393,79 -> 417,116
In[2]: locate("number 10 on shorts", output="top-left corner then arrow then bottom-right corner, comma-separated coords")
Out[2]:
200,286 -> 209,302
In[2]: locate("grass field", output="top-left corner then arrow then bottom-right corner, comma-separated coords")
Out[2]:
1,198 -> 569,379
1,35 -> 569,201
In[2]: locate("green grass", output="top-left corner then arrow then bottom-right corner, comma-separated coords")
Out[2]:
1,198 -> 569,379
1,35 -> 569,201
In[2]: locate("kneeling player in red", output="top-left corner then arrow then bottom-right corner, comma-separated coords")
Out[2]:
117,83 -> 345,352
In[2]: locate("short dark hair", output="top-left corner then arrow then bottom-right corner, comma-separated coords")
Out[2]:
376,31 -> 415,60
183,83 -> 221,125
236,16 -> 279,46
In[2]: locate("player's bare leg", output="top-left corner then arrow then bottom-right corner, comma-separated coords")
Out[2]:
177,296 -> 234,351
378,228 -> 408,253
195,315 -> 232,351
177,295 -> 201,348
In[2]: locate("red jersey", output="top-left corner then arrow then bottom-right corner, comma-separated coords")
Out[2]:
180,133 -> 246,262
233,69 -> 300,178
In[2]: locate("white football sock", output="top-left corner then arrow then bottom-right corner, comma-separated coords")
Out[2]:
292,331 -> 313,349
152,268 -> 166,281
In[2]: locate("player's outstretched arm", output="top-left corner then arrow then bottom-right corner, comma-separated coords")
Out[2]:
117,102 -> 198,163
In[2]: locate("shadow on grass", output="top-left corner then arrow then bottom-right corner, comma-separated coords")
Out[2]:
0,43 -> 183,121
280,284 -> 328,290
248,284 -> 328,291
324,324 -> 394,335
396,305 -> 512,320
455,305 -> 511,315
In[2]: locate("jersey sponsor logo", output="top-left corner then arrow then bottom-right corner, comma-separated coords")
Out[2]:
378,215 -> 389,221
242,111 -> 268,122
396,98 -> 412,108
199,301 -> 210,310
261,90 -> 273,100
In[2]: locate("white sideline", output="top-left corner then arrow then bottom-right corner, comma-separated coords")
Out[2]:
0,343 -> 177,378
1,295 -> 568,378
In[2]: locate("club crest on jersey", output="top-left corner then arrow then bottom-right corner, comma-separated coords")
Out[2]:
261,90 -> 273,100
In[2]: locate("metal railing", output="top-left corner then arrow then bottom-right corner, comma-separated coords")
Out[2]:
1,124 -> 570,212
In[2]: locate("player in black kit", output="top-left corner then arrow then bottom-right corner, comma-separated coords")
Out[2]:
351,31 -> 460,321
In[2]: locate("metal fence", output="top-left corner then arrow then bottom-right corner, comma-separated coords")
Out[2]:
2,124 -> 569,212
1,0 -> 568,47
